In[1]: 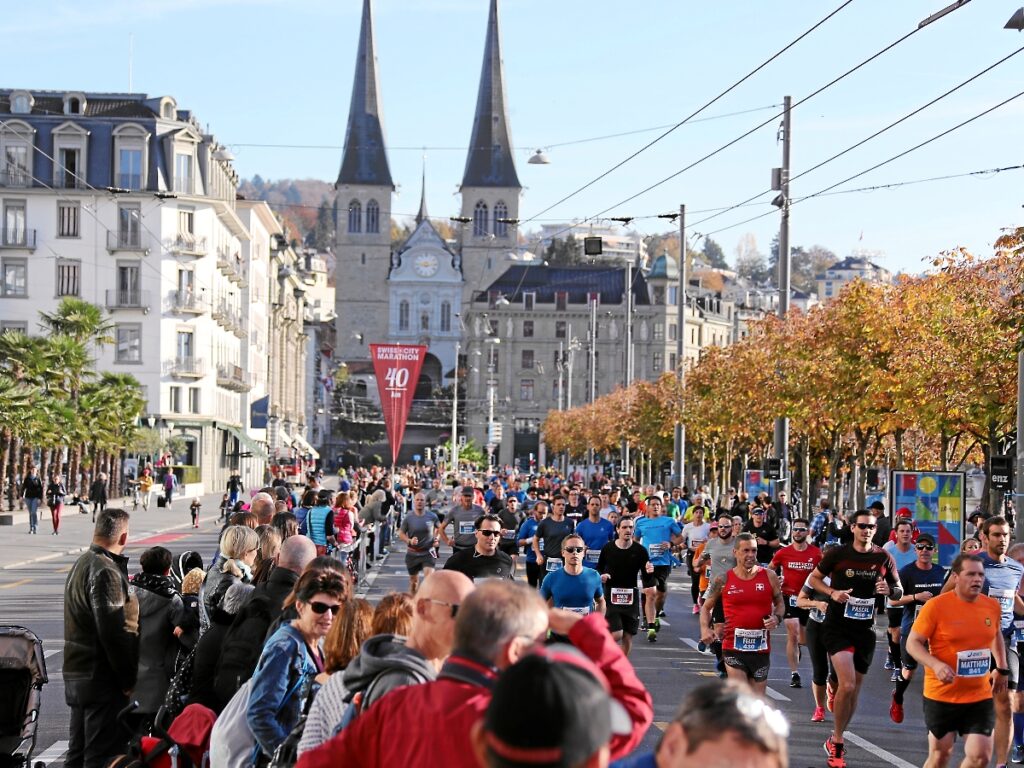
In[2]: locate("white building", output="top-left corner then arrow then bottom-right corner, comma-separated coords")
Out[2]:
816,255 -> 893,303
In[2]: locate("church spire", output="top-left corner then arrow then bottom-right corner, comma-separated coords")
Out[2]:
416,159 -> 429,225
336,0 -> 394,188
461,0 -> 521,189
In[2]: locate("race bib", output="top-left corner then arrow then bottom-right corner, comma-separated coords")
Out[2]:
649,542 -> 668,556
704,566 -> 712,579
585,549 -> 601,564
788,595 -> 799,608
956,648 -> 991,677
459,521 -> 475,535
734,628 -> 768,652
564,606 -> 590,616
546,558 -> 563,573
610,588 -> 635,606
501,530 -> 516,540
809,606 -> 826,623
1015,619 -> 1024,645
994,588 -> 1016,613
844,596 -> 876,621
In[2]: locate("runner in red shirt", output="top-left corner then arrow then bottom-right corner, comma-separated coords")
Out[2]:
770,517 -> 822,689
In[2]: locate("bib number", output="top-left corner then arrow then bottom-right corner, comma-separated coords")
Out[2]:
546,558 -> 563,573
809,606 -> 826,623
585,549 -> 601,564
610,588 -> 635,606
956,648 -> 991,678
788,595 -> 799,608
1014,619 -> 1024,645
501,530 -> 516,540
564,606 -> 590,616
844,596 -> 876,621
995,588 -> 1017,613
734,628 -> 768,652
458,521 -> 475,536
704,566 -> 712,579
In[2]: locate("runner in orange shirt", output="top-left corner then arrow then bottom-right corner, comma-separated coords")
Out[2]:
907,553 -> 1008,768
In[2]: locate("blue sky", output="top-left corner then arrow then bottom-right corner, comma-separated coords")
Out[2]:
6,0 -> 1024,275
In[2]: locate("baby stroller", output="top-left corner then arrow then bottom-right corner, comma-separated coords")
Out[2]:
0,626 -> 48,768
109,703 -> 215,768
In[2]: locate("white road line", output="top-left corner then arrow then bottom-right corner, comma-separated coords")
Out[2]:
681,638 -> 701,651
844,731 -> 917,768
43,648 -> 61,659
34,740 -> 69,765
764,686 -> 790,702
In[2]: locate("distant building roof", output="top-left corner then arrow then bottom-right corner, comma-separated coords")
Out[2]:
479,264 -> 650,305
0,90 -> 158,119
648,253 -> 679,280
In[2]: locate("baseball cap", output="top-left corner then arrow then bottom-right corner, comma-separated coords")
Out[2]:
483,645 -> 631,767
868,500 -> 885,511
461,485 -> 476,497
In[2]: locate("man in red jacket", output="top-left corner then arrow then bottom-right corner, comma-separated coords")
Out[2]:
296,581 -> 653,768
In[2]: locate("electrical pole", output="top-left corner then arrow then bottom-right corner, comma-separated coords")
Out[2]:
673,204 -> 686,490
622,251 -> 634,476
773,95 -> 792,485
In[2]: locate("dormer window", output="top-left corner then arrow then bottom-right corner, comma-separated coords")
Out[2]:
113,124 -> 149,191
63,93 -> 86,115
0,120 -> 34,188
160,98 -> 177,120
52,122 -> 89,190
9,91 -> 32,115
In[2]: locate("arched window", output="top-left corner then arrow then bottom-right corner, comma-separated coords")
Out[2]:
493,201 -> 508,237
398,300 -> 409,330
473,201 -> 488,237
420,313 -> 430,331
440,301 -> 451,332
366,199 -> 380,233
348,200 -> 362,233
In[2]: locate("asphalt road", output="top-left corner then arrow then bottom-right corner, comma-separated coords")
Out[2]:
1,511 -> 942,768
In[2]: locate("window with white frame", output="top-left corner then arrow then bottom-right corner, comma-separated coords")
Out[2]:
653,323 -> 664,341
3,201 -> 27,247
473,201 -> 488,237
9,92 -> 32,114
523,292 -> 535,310
2,144 -> 29,186
520,379 -> 534,401
115,324 -> 141,362
1,259 -> 27,297
52,123 -> 88,189
57,201 -> 79,238
56,260 -> 80,297
178,208 -> 194,237
174,152 -> 193,194
63,93 -> 85,115
117,204 -> 141,248
113,124 -> 148,191
652,351 -> 663,372
188,387 -> 201,414
169,386 -> 182,413
366,199 -> 379,233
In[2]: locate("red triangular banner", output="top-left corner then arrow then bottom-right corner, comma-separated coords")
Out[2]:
370,344 -> 427,466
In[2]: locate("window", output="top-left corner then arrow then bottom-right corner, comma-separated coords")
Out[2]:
420,313 -> 430,331
113,125 -> 148,190
117,264 -> 141,305
669,323 -> 677,341
555,321 -> 566,339
115,324 -> 141,363
523,292 -> 535,311
486,319 -> 498,336
1,259 -> 26,296
473,201 -> 488,237
652,351 -> 663,372
555,291 -> 568,311
178,209 -> 194,236
64,94 -> 84,115
4,201 -> 26,246
552,380 -> 560,400
56,260 -> 80,297
169,386 -> 182,413
56,147 -> 81,188
440,301 -> 451,332
3,145 -> 29,186
668,286 -> 678,305
188,387 -> 201,414
493,201 -> 508,237
360,253 -> 366,265
10,93 -> 31,114
119,148 -> 143,190
398,300 -> 409,330
117,204 -> 141,248
57,201 -> 79,237
521,350 -> 534,370
670,352 -> 678,371
174,152 -> 193,194
366,199 -> 379,233
653,323 -> 664,341
653,287 -> 665,305
176,330 -> 194,361
523,320 -> 534,337
348,200 -> 362,233
53,123 -> 87,190
520,379 -> 534,401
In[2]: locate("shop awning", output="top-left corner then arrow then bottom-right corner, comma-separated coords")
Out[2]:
292,433 -> 320,460
222,424 -> 268,461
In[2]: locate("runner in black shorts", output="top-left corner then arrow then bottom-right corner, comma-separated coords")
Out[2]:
596,515 -> 654,656
808,509 -> 902,768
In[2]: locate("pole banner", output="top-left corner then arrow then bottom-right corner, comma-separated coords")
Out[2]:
370,344 -> 427,465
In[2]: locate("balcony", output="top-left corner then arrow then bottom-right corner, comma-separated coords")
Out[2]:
170,234 -> 207,257
104,289 -> 150,311
0,228 -> 36,251
168,357 -> 206,379
216,363 -> 252,392
0,169 -> 31,188
116,174 -> 143,191
216,247 -> 247,287
106,231 -> 149,254
170,290 -> 206,314
53,174 -> 87,190
214,298 -> 246,338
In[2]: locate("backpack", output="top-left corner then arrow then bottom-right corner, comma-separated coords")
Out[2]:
268,688 -> 317,768
209,679 -> 256,768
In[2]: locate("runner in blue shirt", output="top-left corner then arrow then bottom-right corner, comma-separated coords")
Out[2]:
516,503 -> 543,589
633,495 -> 683,636
539,533 -> 605,616
575,497 -> 615,569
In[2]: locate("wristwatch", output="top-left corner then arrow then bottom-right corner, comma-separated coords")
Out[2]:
997,668 -> 1011,676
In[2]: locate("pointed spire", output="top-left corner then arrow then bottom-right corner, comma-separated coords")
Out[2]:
337,0 -> 394,188
461,0 -> 521,189
416,158 -> 429,225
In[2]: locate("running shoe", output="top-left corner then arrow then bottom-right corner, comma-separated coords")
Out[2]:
826,679 -> 836,713
692,605 -> 700,615
652,618 -> 661,632
697,640 -> 708,653
884,655 -> 894,670
824,737 -> 846,768
647,629 -> 658,643
889,691 -> 904,724
790,672 -> 802,688
1012,743 -> 1024,764
890,669 -> 901,683
811,706 -> 826,723
657,609 -> 667,618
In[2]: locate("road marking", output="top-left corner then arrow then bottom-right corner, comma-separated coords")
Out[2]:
44,648 -> 62,659
681,637 -> 700,650
0,577 -> 32,589
764,686 -> 790,702
652,721 -> 669,732
844,730 -> 917,768
35,740 -> 69,765
57,564 -> 72,573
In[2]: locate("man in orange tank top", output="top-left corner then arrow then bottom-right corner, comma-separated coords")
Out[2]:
699,532 -> 785,696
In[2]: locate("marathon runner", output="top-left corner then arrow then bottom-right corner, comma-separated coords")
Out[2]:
397,491 -> 440,594
442,514 -> 514,581
907,553 -> 1007,768
743,506 -> 780,566
700,532 -> 785,696
438,486 -> 486,555
495,495 -> 523,577
695,511 -> 738,673
682,505 -> 711,615
575,496 -> 615,570
797,569 -> 836,722
516,501 -> 544,588
633,495 -> 683,641
596,515 -> 655,656
883,518 -> 919,681
808,508 -> 903,768
424,478 -> 448,514
533,497 -> 575,587
889,533 -> 944,724
539,533 -> 605,616
769,517 -> 822,689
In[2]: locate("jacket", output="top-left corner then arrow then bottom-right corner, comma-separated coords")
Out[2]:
297,613 -> 653,768
132,572 -> 185,713
189,607 -> 235,713
214,566 -> 299,704
21,474 -> 43,499
89,479 -> 108,505
248,623 -> 319,757
63,544 -> 140,703
341,634 -> 437,710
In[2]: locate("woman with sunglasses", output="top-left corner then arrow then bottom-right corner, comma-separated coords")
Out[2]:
248,570 -> 346,763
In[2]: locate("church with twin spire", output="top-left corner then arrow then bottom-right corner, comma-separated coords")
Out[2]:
333,0 -> 521,395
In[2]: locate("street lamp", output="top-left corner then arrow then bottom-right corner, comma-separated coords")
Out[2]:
484,337 -> 501,470
146,415 -> 156,428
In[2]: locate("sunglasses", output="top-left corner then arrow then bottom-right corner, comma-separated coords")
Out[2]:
916,544 -> 935,551
309,601 -> 341,615
424,598 -> 459,618
792,528 -> 808,533
564,546 -> 585,553
478,529 -> 502,537
854,523 -> 877,530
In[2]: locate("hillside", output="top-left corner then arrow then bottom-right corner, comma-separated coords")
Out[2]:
237,176 -> 335,247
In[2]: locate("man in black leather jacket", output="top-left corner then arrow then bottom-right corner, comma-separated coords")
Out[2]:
63,507 -> 139,768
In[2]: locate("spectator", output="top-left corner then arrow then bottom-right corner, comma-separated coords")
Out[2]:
89,472 -> 108,523
20,464 -> 44,534
63,508 -> 139,768
297,581 -> 653,768
248,571 -> 346,761
251,525 -> 284,585
250,491 -> 276,526
370,592 -> 415,636
273,511 -> 299,541
190,581 -> 254,712
296,489 -> 317,535
307,489 -> 339,556
175,567 -> 204,652
203,525 -> 259,617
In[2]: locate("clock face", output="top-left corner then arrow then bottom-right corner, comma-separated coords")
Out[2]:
414,252 -> 439,277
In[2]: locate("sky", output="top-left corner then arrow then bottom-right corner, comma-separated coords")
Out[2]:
5,0 -> 1024,276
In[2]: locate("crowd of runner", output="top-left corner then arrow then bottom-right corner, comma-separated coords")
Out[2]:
61,464 -> 1016,768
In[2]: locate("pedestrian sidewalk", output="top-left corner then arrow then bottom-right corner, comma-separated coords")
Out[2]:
0,489 -> 228,571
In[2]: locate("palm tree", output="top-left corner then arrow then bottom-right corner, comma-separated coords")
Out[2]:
38,298 -> 113,346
